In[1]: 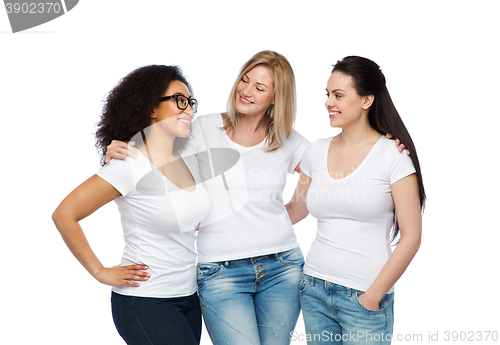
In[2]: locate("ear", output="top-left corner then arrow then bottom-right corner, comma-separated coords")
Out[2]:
150,110 -> 156,119
362,95 -> 374,110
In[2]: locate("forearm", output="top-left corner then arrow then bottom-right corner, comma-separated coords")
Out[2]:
285,202 -> 309,225
52,175 -> 149,287
286,172 -> 312,225
363,173 -> 423,302
53,216 -> 104,279
364,235 -> 421,302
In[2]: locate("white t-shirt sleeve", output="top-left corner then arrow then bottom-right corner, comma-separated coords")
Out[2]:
287,131 -> 311,174
386,144 -> 416,185
298,139 -> 317,178
96,158 -> 135,196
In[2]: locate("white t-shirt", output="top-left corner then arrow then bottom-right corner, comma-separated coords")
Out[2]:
188,113 -> 310,262
96,148 -> 211,298
301,136 -> 416,292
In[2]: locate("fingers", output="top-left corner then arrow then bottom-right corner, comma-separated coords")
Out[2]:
388,136 -> 411,156
123,265 -> 150,279
105,140 -> 138,163
125,280 -> 141,287
113,265 -> 151,287
122,273 -> 150,287
397,141 -> 408,154
126,264 -> 149,271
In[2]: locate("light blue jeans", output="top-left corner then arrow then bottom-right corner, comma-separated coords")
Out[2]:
197,247 -> 304,345
299,273 -> 394,345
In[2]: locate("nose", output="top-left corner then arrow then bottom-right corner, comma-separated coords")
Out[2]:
325,95 -> 334,108
184,100 -> 197,114
240,82 -> 252,97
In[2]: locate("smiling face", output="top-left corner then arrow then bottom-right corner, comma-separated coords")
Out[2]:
235,64 -> 275,118
151,80 -> 194,138
325,71 -> 373,129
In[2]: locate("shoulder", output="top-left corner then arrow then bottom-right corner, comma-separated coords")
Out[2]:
378,136 -> 411,161
377,137 -> 415,181
288,129 -> 310,145
100,156 -> 132,172
309,137 -> 332,151
96,156 -> 144,196
194,113 -> 223,127
302,137 -> 332,160
99,154 -> 146,176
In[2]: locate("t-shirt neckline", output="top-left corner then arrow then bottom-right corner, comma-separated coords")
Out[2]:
135,150 -> 198,193
325,135 -> 385,182
218,113 -> 266,150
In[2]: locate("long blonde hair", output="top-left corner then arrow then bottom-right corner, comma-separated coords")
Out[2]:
224,50 -> 296,152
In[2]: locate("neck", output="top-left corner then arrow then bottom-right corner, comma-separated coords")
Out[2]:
136,124 -> 177,167
237,112 -> 269,134
338,116 -> 381,148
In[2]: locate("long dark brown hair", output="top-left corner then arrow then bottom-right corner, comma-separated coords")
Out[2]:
332,56 -> 425,240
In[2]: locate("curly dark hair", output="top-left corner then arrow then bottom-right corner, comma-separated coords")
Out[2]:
95,65 -> 193,166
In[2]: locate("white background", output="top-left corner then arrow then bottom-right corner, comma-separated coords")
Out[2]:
1,1 -> 499,344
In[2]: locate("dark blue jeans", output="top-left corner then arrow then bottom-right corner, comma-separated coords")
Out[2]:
111,291 -> 201,345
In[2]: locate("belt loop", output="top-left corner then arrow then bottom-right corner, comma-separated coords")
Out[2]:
274,253 -> 280,261
347,288 -> 352,297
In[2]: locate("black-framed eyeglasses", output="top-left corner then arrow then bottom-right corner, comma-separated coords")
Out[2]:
160,94 -> 198,113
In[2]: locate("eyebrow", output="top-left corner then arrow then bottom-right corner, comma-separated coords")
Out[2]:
173,92 -> 190,97
326,88 -> 345,93
243,73 -> 269,89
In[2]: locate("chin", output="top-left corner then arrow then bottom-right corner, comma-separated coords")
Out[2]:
329,119 -> 341,128
178,127 -> 191,138
235,105 -> 249,115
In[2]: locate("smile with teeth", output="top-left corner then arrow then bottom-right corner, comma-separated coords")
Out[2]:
239,95 -> 253,104
178,118 -> 191,126
329,110 -> 340,119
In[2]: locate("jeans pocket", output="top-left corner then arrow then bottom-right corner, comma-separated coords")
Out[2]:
197,263 -> 224,290
299,273 -> 310,296
278,246 -> 305,267
352,291 -> 387,315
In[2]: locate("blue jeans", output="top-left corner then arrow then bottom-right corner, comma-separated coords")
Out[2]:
299,274 -> 394,345
197,247 -> 304,345
111,291 -> 202,345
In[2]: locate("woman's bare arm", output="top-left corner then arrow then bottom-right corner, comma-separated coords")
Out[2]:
357,173 -> 422,310
52,175 -> 150,286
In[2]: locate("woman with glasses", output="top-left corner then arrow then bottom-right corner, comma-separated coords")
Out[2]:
286,56 -> 424,344
53,65 -> 210,345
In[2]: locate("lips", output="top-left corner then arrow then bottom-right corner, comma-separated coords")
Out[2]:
177,117 -> 191,126
239,95 -> 253,104
329,111 -> 340,119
